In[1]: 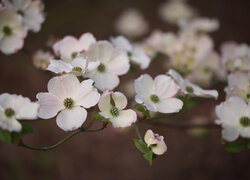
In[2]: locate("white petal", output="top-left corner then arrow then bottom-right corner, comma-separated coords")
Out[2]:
71,55 -> 88,69
240,127 -> 250,139
87,41 -> 113,62
144,129 -> 156,145
134,74 -> 154,97
36,93 -> 63,119
156,98 -> 183,113
130,47 -> 151,69
154,75 -> 179,99
112,92 -> 127,110
47,59 -> 72,74
107,51 -> 130,75
98,91 -> 112,114
110,109 -> 137,128
15,101 -> 39,120
0,35 -> 24,55
222,125 -> 240,142
90,72 -> 120,91
48,74 -> 80,99
0,114 -> 21,132
111,36 -> 133,52
75,79 -> 100,108
79,32 -> 96,50
152,140 -> 167,155
56,107 -> 87,131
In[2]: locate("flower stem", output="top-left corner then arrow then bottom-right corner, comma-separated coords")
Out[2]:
134,123 -> 142,140
19,126 -> 105,151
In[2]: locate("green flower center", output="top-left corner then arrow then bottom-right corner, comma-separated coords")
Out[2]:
72,66 -> 82,72
3,26 -> 12,36
4,108 -> 15,118
239,116 -> 250,127
247,94 -> 250,99
17,9 -> 24,16
63,98 -> 74,109
71,52 -> 78,59
110,106 -> 119,117
150,94 -> 160,103
127,51 -> 132,57
97,63 -> 106,73
185,86 -> 194,93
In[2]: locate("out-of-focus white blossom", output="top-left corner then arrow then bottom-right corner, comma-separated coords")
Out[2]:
85,41 -> 130,91
98,91 -> 137,128
3,0 -> 45,32
37,74 -> 100,131
215,96 -> 250,142
33,49 -> 53,70
135,74 -> 183,113
225,72 -> 250,102
179,17 -> 219,33
221,42 -> 250,72
115,9 -> 149,38
159,0 -> 196,24
0,7 -> 27,54
47,54 -> 99,76
0,93 -> 39,132
144,129 -> 167,155
168,69 -> 218,99
111,36 -> 151,69
53,33 -> 96,62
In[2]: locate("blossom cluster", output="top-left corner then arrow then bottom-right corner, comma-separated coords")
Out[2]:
0,0 -> 45,54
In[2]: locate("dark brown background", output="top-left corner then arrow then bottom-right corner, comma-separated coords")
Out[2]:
1,0 -> 250,179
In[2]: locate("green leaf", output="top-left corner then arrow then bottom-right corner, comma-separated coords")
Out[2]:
246,139 -> 250,149
225,140 -> 246,153
93,113 -> 110,124
134,139 -> 150,154
0,128 -> 11,144
144,151 -> 153,165
221,138 -> 226,145
179,96 -> 198,112
134,104 -> 150,119
11,122 -> 34,143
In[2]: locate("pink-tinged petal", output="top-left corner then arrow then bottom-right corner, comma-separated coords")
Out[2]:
47,74 -> 80,99
110,109 -> 137,128
134,74 -> 154,97
47,59 -> 72,74
36,93 -> 63,119
157,98 -> 183,113
154,75 -> 179,99
112,92 -> 127,110
56,107 -> 87,131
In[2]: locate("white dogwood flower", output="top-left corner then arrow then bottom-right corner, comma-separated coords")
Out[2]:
134,74 -> 183,113
111,36 -> 150,69
144,129 -> 167,155
0,7 -> 27,54
85,41 -> 130,91
37,74 -> 100,131
215,96 -> 250,142
225,72 -> 250,102
159,0 -> 196,24
53,33 -> 96,62
115,9 -> 149,38
33,49 -> 53,70
98,91 -> 137,128
3,0 -> 45,32
168,69 -> 218,99
0,93 -> 39,132
47,54 -> 100,76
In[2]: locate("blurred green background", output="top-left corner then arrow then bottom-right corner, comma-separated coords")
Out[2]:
1,0 -> 250,179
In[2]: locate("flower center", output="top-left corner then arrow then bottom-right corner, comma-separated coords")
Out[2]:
97,63 -> 106,73
3,26 -> 12,36
239,116 -> 250,127
110,106 -> 119,117
247,94 -> 250,99
127,51 -> 132,57
72,66 -> 82,72
4,108 -> 15,118
71,52 -> 78,59
150,94 -> 160,103
17,9 -> 24,16
185,86 -> 194,93
63,98 -> 74,109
